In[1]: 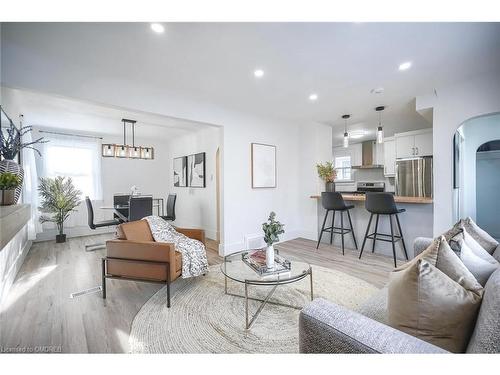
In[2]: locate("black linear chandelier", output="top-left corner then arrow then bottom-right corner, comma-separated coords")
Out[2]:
102,119 -> 154,160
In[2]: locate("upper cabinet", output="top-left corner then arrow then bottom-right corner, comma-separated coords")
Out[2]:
414,131 -> 433,156
383,137 -> 396,177
395,128 -> 433,158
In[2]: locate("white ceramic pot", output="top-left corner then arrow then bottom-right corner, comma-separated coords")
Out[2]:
266,244 -> 275,269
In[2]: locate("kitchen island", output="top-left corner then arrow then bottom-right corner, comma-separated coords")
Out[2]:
310,194 -> 433,261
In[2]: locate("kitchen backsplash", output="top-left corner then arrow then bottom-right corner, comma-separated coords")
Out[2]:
336,168 -> 395,192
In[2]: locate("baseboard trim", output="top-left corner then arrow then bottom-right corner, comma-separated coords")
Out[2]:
221,228 -> 305,256
35,226 -> 115,242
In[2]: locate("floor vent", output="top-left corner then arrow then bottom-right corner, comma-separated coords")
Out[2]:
70,286 -> 102,299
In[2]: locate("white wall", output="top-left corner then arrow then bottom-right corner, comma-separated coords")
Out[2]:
298,122 -> 333,241
459,113 -> 500,222
166,126 -> 222,240
417,71 -> 500,235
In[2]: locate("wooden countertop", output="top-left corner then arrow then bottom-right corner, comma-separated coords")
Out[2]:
310,194 -> 433,204
0,204 -> 31,250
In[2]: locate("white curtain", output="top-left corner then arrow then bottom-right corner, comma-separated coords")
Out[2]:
37,131 -> 103,229
21,131 -> 43,240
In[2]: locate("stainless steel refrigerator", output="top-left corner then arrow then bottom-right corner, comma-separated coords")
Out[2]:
395,156 -> 433,197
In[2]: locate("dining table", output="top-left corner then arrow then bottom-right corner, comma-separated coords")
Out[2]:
99,205 -> 129,222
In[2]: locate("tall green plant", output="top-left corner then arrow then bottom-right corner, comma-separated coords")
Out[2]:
262,211 -> 285,246
38,176 -> 82,235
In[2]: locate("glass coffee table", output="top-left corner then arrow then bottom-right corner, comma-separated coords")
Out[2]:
220,250 -> 313,329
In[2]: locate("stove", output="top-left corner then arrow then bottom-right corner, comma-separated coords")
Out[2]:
356,181 -> 385,193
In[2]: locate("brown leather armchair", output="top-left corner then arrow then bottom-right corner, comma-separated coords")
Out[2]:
102,219 -> 205,307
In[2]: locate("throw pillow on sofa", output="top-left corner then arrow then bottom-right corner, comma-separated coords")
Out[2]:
450,230 -> 499,286
388,236 -> 484,352
443,217 -> 498,254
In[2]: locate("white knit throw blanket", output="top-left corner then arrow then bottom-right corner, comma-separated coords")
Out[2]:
144,216 -> 209,278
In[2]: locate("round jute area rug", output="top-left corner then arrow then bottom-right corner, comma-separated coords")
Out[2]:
129,264 -> 378,353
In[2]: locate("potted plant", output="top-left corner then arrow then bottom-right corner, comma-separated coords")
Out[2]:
316,161 -> 337,192
0,107 -> 46,204
262,211 -> 285,268
0,172 -> 22,205
38,176 -> 82,243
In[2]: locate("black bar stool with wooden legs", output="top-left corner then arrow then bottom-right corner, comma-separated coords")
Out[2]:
316,192 -> 358,255
358,192 -> 408,267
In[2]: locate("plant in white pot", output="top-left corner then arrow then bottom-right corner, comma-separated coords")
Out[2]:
316,161 -> 337,192
38,176 -> 82,243
0,172 -> 22,205
0,107 -> 46,204
262,211 -> 285,268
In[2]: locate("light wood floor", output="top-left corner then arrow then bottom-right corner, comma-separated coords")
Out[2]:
0,234 -> 394,353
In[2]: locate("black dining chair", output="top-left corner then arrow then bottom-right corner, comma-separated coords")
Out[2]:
358,192 -> 408,267
161,194 -> 177,222
316,192 -> 358,255
128,196 -> 153,221
85,196 -> 123,251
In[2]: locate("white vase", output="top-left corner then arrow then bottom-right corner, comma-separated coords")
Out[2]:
266,245 -> 275,269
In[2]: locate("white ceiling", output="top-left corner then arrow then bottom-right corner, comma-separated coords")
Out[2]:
1,87 -> 212,141
2,22 -> 500,136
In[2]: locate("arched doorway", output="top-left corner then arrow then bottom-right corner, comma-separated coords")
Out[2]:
476,140 -> 500,239
452,112 -> 500,240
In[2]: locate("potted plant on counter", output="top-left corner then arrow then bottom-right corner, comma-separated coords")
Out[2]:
316,161 -> 337,192
262,211 -> 285,268
0,172 -> 22,205
38,176 -> 82,243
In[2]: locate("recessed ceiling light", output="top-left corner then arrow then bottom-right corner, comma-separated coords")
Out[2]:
254,69 -> 264,78
309,93 -> 318,101
150,23 -> 165,34
399,61 -> 412,71
370,87 -> 384,94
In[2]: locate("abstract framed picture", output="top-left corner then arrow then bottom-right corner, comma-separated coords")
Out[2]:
251,143 -> 276,188
173,156 -> 187,187
187,152 -> 206,188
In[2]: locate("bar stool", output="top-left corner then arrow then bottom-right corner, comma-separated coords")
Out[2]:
316,192 -> 358,255
358,192 -> 408,267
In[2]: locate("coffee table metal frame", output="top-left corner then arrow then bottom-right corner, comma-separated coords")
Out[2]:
221,251 -> 313,330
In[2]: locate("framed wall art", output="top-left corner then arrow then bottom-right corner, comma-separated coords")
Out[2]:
173,156 -> 187,187
187,152 -> 206,188
251,143 -> 276,188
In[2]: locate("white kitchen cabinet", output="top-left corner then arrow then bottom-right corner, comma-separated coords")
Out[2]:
375,142 -> 384,166
350,143 -> 363,167
395,134 -> 415,158
383,137 -> 396,176
395,129 -> 433,158
414,131 -> 433,156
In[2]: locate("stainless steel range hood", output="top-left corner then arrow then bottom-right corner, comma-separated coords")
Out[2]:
351,141 -> 384,169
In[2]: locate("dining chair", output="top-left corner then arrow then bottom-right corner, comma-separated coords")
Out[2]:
128,196 -> 153,221
161,194 -> 177,222
85,197 -> 123,251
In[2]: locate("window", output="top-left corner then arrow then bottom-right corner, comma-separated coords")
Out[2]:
335,155 -> 352,181
39,133 -> 103,200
